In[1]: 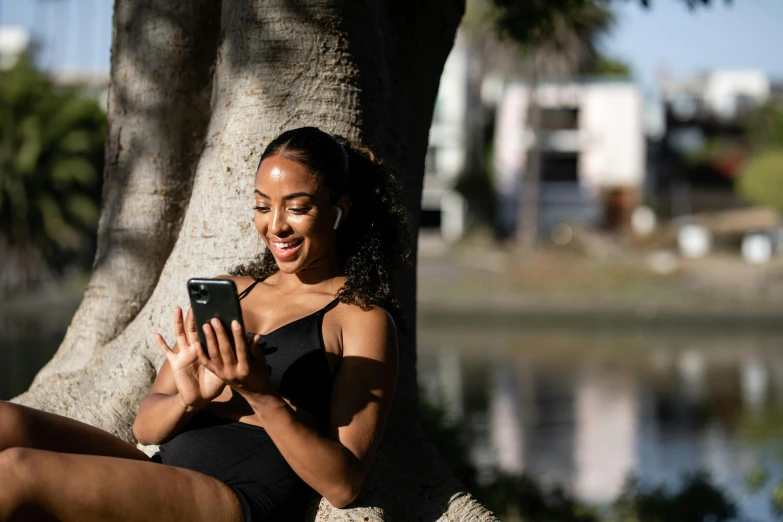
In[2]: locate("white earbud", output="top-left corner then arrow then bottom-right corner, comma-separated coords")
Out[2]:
333,207 -> 343,230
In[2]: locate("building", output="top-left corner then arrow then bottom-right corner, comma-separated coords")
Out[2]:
493,79 -> 646,238
661,70 -> 770,122
650,70 -> 773,219
52,71 -> 110,112
0,26 -> 35,69
421,37 -> 475,244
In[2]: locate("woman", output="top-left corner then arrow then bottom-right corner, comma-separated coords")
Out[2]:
0,126 -> 411,521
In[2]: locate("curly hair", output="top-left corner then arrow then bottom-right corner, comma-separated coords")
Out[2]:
229,127 -> 412,329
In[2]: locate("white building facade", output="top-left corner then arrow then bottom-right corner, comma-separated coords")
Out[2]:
493,79 -> 646,237
662,70 -> 771,121
421,37 -> 472,243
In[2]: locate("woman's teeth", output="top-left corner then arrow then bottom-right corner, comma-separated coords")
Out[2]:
273,239 -> 302,249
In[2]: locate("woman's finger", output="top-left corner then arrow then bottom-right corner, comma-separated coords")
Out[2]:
202,323 -> 222,363
184,308 -> 199,346
154,333 -> 174,362
173,307 -> 188,352
195,342 -> 219,375
211,318 -> 237,365
232,321 -> 248,365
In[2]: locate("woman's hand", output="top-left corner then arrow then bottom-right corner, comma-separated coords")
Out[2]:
197,318 -> 275,398
155,308 -> 226,410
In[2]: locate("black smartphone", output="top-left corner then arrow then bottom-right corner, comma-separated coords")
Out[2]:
187,278 -> 245,349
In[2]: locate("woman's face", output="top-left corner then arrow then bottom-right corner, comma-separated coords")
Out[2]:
253,155 -> 342,274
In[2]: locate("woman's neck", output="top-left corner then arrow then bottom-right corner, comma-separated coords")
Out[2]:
274,256 -> 344,294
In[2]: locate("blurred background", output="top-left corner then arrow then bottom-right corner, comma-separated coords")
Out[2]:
2,1 -> 783,520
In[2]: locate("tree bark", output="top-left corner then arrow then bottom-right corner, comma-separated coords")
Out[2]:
15,1 -> 499,520
520,73 -> 541,248
34,0 -> 221,381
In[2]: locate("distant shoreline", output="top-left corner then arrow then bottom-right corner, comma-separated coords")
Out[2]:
418,301 -> 783,333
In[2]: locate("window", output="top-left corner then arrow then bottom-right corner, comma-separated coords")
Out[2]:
540,152 -> 578,183
539,108 -> 579,131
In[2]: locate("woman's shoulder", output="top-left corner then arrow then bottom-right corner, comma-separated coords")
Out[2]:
333,302 -> 397,355
337,301 -> 394,326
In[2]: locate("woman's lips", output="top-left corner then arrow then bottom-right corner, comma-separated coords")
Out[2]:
270,238 -> 303,260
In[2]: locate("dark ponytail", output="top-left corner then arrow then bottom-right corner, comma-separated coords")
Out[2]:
230,128 -> 412,329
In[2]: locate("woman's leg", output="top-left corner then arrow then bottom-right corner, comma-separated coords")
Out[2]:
0,447 -> 244,522
0,401 -> 149,461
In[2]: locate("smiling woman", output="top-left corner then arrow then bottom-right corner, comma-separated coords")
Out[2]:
0,127 -> 413,522
232,128 -> 412,324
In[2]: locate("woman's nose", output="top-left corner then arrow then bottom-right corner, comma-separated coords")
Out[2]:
268,208 -> 288,234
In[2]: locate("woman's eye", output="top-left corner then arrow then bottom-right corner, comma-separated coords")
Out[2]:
253,205 -> 270,212
289,207 -> 311,215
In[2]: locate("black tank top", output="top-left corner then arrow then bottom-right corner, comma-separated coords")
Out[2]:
239,278 -> 337,424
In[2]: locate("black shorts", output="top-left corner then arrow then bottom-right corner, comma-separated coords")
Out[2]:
151,415 -> 314,521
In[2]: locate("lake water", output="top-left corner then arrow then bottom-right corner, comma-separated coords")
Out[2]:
3,307 -> 783,520
417,322 -> 783,521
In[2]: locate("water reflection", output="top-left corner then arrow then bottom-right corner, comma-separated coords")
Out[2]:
0,304 -> 75,401
574,364 -> 637,502
418,325 -> 783,520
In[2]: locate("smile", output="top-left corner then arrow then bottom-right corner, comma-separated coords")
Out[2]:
270,238 -> 303,259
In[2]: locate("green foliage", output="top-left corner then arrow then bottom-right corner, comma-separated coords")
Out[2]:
745,104 -> 783,149
772,481 -> 783,517
0,58 -> 106,291
489,0 -> 615,77
592,55 -> 632,78
734,103 -> 783,213
418,391 -> 479,493
609,473 -> 737,522
481,0 -> 731,48
492,0 -> 613,50
746,465 -> 770,496
737,150 -> 783,213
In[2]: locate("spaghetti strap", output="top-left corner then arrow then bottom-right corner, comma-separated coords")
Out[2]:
318,297 -> 340,314
238,278 -> 264,301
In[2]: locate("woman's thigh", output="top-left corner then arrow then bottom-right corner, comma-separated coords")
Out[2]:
1,447 -> 243,522
0,401 -> 149,461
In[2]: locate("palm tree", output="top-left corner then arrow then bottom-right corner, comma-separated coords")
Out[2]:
0,58 -> 106,296
491,0 -> 615,246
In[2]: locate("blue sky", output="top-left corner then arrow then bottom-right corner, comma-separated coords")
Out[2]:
0,0 -> 113,74
1,0 -> 782,92
602,0 -> 783,94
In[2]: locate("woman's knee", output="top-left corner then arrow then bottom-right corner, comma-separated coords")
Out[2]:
0,402 -> 29,451
0,447 -> 36,519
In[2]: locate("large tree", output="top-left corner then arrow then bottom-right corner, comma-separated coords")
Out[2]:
12,1 -> 497,520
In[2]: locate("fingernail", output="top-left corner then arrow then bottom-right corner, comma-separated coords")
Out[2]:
232,320 -> 241,330
203,324 -> 209,332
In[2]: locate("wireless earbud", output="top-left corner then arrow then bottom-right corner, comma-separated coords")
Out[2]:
333,207 -> 343,230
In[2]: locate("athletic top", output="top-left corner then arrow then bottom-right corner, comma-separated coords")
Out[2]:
152,278 -> 339,521
239,278 -> 337,424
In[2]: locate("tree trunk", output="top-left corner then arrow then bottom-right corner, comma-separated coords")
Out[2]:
34,0 -> 221,381
520,73 -> 541,248
14,1 -> 499,520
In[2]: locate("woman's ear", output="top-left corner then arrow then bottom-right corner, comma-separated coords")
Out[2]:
334,195 -> 351,229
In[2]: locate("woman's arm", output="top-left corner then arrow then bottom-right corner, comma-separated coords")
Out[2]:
133,308 -> 225,445
132,360 -> 203,445
198,306 -> 398,508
